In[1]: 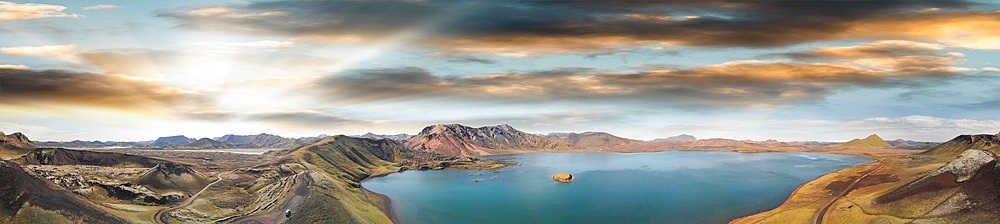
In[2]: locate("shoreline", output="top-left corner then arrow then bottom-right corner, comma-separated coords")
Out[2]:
728,159 -> 881,223
361,171 -> 401,224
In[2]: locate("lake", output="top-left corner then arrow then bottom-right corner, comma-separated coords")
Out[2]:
362,151 -> 873,224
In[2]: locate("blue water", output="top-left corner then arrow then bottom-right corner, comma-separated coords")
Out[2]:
362,151 -> 873,224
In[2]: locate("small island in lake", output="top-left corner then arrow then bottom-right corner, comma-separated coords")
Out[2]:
552,173 -> 574,182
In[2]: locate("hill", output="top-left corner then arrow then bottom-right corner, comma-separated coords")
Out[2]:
248,135 -> 479,223
133,163 -> 212,194
832,134 -> 891,148
920,133 -> 1000,157
544,132 -> 642,148
405,124 -> 576,156
0,131 -> 36,159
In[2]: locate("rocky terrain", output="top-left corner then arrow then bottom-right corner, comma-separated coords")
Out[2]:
0,160 -> 128,223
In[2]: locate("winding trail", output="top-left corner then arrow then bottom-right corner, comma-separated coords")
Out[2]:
813,160 -> 888,224
228,172 -> 312,224
154,172 -> 229,224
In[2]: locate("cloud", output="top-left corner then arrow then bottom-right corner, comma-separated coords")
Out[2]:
445,54 -> 498,64
0,68 -> 208,114
777,40 -> 970,76
191,40 -> 294,49
159,1 -> 999,56
1,45 -> 79,63
983,67 -> 1000,72
778,40 -> 946,60
0,64 -> 27,69
0,1 -> 79,20
83,5 -> 120,10
318,55 -> 962,109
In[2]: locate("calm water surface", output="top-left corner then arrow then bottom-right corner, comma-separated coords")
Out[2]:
362,151 -> 873,224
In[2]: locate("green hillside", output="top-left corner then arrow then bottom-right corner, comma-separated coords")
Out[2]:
833,134 -> 891,148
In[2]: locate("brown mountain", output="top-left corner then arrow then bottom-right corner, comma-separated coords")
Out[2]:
543,132 -> 642,148
0,131 -> 37,159
405,124 -> 576,156
920,133 -> 1000,157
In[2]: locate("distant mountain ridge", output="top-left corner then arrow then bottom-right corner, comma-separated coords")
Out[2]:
351,132 -> 412,141
152,135 -> 196,146
653,134 -> 698,142
405,124 -> 576,156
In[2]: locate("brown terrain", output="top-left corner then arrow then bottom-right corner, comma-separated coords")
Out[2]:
1,125 -> 996,224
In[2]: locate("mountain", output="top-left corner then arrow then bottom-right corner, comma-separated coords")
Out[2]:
543,132 -> 641,148
652,134 -> 697,142
35,140 -> 145,149
213,133 -> 321,148
352,132 -> 412,141
184,138 -> 236,149
152,135 -> 196,146
0,160 -> 128,223
133,162 -> 211,194
0,131 -> 37,159
831,134 -> 891,148
920,133 -> 1000,157
405,124 -> 576,156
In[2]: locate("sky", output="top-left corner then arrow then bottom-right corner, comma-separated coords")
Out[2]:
1,0 -> 999,142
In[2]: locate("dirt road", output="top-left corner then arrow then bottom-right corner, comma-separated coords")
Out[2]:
155,172 -> 229,224
228,172 -> 312,224
813,160 -> 888,224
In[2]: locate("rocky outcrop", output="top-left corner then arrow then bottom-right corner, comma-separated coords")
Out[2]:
405,124 -> 576,156
552,173 -> 574,183
924,150 -> 999,182
0,132 -> 36,149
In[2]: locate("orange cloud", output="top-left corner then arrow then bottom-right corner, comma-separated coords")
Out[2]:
0,1 -> 79,20
0,68 -> 209,115
1,45 -> 79,63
